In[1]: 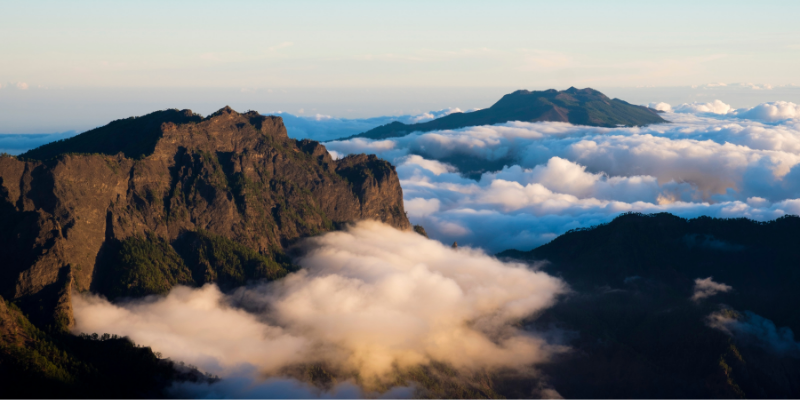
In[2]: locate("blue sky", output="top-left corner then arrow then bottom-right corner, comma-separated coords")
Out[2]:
2,0 -> 799,131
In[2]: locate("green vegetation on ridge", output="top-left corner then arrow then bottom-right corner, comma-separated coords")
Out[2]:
0,297 -> 209,398
95,231 -> 295,300
173,230 -> 295,290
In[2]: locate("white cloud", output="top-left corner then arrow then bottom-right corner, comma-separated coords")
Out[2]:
733,101 -> 800,122
73,284 -> 309,375
691,277 -> 732,302
565,134 -> 800,198
73,221 -> 567,387
736,82 -> 774,90
399,155 -> 455,175
499,157 -> 668,202
746,196 -> 770,207
323,107 -> 800,251
327,149 -> 342,160
328,111 -> 800,201
404,197 -> 441,218
406,107 -> 464,123
674,100 -> 733,114
392,154 -> 799,252
15,82 -> 29,90
648,102 -> 672,112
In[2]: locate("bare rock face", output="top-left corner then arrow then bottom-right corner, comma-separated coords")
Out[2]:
0,107 -> 410,328
0,295 -> 31,347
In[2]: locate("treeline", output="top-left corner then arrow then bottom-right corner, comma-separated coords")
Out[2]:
0,297 -> 211,398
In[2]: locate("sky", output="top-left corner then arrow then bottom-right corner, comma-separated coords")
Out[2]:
2,0 -> 800,132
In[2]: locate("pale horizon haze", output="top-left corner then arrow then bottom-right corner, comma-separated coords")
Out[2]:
2,0 -> 799,132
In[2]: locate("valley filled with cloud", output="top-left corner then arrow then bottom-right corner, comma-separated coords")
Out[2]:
74,222 -> 566,397
321,100 -> 800,252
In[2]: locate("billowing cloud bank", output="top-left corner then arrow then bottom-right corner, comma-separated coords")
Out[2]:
326,100 -> 800,252
73,221 -> 566,393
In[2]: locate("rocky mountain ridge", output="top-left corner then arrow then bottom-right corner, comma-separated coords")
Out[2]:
0,106 -> 410,329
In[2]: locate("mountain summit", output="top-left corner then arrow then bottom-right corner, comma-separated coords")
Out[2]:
1,107 -> 410,330
347,87 -> 665,140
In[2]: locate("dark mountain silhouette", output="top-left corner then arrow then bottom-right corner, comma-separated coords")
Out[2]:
346,87 -> 664,141
498,212 -> 800,398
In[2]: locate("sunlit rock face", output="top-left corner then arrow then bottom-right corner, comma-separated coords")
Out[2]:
0,106 -> 410,328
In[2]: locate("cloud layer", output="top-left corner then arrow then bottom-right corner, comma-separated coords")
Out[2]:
73,221 -> 566,392
325,102 -> 800,251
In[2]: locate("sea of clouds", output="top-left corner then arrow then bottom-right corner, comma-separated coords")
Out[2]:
67,97 -> 800,397
323,100 -> 800,252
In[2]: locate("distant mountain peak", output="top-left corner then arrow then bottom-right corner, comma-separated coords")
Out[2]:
345,87 -> 664,141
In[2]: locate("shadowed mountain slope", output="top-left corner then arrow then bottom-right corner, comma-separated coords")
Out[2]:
347,87 -> 665,140
499,212 -> 800,398
19,109 -> 202,160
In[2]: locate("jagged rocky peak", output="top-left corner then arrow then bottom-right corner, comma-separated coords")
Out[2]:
0,106 -> 410,329
20,106 -> 294,161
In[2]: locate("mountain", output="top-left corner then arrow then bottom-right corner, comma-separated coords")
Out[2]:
498,212 -> 800,398
0,106 -> 410,333
346,87 -> 665,141
0,106 -> 411,397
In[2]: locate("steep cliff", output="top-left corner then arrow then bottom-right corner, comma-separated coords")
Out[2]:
0,106 -> 410,329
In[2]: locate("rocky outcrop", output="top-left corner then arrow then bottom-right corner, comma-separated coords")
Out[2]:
0,107 -> 410,328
